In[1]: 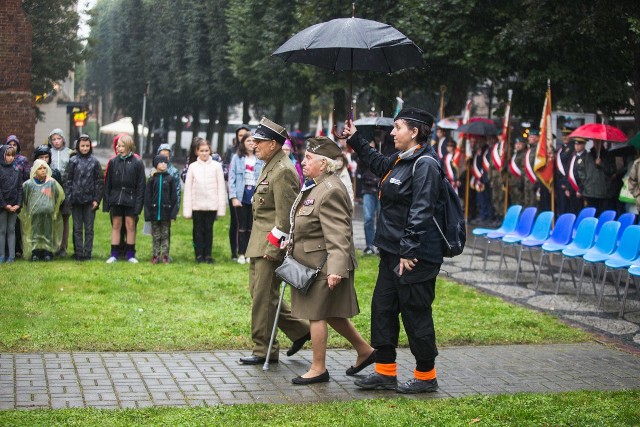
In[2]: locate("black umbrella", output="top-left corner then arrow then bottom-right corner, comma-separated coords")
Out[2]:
353,116 -> 395,127
273,11 -> 424,137
456,121 -> 499,136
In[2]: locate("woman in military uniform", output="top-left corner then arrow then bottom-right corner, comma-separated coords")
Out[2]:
288,136 -> 375,385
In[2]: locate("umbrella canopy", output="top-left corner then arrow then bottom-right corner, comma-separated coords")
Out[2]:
272,18 -> 424,73
568,123 -> 627,143
353,116 -> 394,127
456,121 -> 498,136
436,118 -> 459,130
100,117 -> 149,136
629,133 -> 640,149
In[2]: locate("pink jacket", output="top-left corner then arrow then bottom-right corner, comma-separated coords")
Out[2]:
183,157 -> 227,218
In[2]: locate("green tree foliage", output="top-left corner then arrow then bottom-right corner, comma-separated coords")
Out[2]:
23,0 -> 84,96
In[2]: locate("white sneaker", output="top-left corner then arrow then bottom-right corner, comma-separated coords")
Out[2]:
237,255 -> 246,264
106,256 -> 117,264
245,257 -> 250,263
127,257 -> 139,264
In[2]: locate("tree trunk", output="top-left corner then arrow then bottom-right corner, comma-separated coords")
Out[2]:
217,99 -> 229,155
206,102 -> 218,142
191,107 -> 201,141
242,96 -> 251,125
174,115 -> 185,161
298,94 -> 311,133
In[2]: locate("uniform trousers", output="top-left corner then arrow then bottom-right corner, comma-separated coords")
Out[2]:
249,257 -> 310,359
372,249 -> 440,371
71,203 -> 96,258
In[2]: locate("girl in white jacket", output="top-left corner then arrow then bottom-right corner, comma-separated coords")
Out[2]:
183,138 -> 227,263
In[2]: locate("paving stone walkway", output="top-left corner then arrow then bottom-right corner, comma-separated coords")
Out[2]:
2,343 -> 639,409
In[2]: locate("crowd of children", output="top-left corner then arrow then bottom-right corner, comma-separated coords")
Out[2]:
0,131 -> 232,265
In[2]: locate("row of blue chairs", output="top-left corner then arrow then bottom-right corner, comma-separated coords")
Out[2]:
469,206 -> 640,318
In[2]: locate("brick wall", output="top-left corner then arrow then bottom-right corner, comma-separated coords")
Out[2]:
0,0 -> 35,159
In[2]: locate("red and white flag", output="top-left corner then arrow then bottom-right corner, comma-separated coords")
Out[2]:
315,114 -> 324,137
509,153 -> 522,178
453,99 -> 472,169
534,85 -> 554,191
524,149 -> 537,184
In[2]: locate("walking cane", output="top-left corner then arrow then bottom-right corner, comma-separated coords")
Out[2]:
263,281 -> 287,371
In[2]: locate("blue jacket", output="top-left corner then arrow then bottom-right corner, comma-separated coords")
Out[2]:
228,154 -> 263,201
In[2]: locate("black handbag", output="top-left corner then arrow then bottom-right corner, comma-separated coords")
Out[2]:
275,254 -> 327,295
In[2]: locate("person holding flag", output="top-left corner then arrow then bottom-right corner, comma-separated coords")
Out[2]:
508,137 -> 526,206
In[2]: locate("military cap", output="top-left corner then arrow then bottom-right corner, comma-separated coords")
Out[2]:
306,136 -> 342,159
560,125 -> 576,134
252,117 -> 288,144
529,128 -> 540,136
395,107 -> 435,127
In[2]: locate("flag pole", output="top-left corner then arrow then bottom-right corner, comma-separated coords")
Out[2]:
548,79 -> 555,217
503,89 -> 513,216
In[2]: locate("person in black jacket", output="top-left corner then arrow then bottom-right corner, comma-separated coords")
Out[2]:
144,155 -> 178,264
64,135 -> 103,261
103,135 -> 146,263
344,107 -> 445,395
0,144 -> 23,263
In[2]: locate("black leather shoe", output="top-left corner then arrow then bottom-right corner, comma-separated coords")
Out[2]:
396,378 -> 438,394
287,332 -> 311,357
346,350 -> 377,376
354,371 -> 397,390
291,370 -> 330,385
238,355 -> 278,365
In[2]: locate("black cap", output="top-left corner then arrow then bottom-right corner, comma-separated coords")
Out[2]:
252,117 -> 288,144
394,107 -> 434,127
153,154 -> 169,168
306,136 -> 342,159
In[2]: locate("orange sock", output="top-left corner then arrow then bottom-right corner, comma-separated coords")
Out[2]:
414,368 -> 436,381
375,362 -> 397,377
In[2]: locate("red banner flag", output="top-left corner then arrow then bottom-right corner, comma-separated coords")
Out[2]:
453,99 -> 472,169
534,86 -> 554,191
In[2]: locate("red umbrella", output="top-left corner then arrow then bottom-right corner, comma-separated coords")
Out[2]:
568,123 -> 627,142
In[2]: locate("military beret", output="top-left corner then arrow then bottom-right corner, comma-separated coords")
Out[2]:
252,117 -> 288,144
529,128 -> 540,136
395,107 -> 435,127
306,136 -> 342,159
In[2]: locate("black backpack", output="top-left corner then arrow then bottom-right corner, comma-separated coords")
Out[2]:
414,155 -> 466,257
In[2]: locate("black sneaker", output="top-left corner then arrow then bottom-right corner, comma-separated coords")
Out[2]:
396,378 -> 438,394
363,247 -> 375,255
354,371 -> 397,390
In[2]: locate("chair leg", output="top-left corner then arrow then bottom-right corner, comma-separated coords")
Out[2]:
482,239 -> 490,272
498,242 -> 507,271
619,273 -> 632,318
535,252 -> 546,290
556,256 -> 565,289
568,258 -> 578,290
597,266 -> 610,310
614,270 -> 623,300
469,236 -> 478,268
577,260 -> 587,301
515,245 -> 524,284
528,247 -> 537,274
591,264 -> 601,299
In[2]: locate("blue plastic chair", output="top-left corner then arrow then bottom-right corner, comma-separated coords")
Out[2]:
512,211 -> 555,283
469,205 -> 522,269
493,207 -> 538,272
597,225 -> 640,309
572,207 -> 596,238
535,213 -> 577,289
555,217 -> 598,294
620,263 -> 640,318
616,213 -> 636,243
576,221 -> 621,300
595,210 -> 616,237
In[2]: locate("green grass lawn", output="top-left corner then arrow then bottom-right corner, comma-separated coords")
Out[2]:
1,391 -> 638,426
0,209 -> 588,352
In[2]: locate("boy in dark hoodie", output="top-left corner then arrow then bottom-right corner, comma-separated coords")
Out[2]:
64,135 -> 104,261
5,135 -> 30,258
144,154 -> 178,264
0,145 -> 23,263
33,145 -> 63,184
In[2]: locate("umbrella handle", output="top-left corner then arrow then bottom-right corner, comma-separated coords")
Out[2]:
331,111 -> 354,140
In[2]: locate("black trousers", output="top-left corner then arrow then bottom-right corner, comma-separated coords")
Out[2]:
372,249 -> 440,370
71,203 -> 96,258
192,210 -> 217,258
228,199 -> 238,258
235,203 -> 253,255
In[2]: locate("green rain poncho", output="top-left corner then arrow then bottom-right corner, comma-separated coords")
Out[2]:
19,159 -> 65,257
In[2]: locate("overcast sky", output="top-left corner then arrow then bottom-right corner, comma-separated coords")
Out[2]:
78,0 -> 97,40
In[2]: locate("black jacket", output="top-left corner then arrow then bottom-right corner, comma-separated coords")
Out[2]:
0,145 -> 23,208
348,131 -> 445,264
103,154 -> 146,213
144,171 -> 178,222
64,153 -> 104,205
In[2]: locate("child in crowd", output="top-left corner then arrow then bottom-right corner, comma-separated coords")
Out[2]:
0,145 -> 23,263
20,160 -> 65,261
5,135 -> 30,258
64,134 -> 104,261
103,135 -> 146,263
181,136 -> 223,183
144,155 -> 179,264
183,138 -> 226,263
155,144 -> 182,207
229,134 -> 262,264
48,129 -> 73,257
33,145 -> 63,184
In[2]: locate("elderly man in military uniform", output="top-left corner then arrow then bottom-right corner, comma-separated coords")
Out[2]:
239,117 -> 311,365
